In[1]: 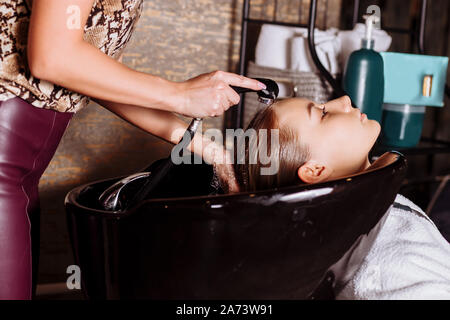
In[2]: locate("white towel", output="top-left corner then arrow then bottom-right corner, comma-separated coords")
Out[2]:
289,28 -> 341,74
255,24 -> 304,70
331,194 -> 450,300
255,24 -> 341,74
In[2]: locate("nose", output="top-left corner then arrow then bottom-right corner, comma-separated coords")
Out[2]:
324,95 -> 353,113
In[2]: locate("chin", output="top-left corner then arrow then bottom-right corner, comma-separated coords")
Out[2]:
368,119 -> 381,135
374,120 -> 381,134
366,119 -> 381,148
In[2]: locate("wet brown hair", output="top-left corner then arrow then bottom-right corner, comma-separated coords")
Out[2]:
234,103 -> 310,192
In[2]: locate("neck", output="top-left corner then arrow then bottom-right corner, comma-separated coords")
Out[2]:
361,156 -> 371,171
328,156 -> 371,181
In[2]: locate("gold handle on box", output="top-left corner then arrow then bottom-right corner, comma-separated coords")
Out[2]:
423,75 -> 433,97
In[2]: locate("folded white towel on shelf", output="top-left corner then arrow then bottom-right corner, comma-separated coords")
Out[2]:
255,24 -> 341,74
289,28 -> 341,74
255,24 -> 304,70
338,23 -> 392,70
331,194 -> 450,300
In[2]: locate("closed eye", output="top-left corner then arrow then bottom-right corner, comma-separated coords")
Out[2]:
321,106 -> 328,119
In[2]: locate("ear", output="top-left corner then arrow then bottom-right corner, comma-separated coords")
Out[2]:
297,160 -> 333,184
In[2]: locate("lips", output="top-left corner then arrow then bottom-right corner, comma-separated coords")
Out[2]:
360,112 -> 367,122
356,109 -> 366,122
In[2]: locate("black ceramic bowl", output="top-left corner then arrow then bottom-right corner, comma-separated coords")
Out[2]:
65,152 -> 407,299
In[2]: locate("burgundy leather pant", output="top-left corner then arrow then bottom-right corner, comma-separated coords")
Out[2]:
0,97 -> 73,299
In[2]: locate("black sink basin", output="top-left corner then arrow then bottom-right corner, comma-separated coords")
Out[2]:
65,152 -> 407,299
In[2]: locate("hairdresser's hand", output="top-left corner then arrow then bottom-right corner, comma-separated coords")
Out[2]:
174,71 -> 266,118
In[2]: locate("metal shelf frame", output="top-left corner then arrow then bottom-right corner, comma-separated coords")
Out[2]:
229,0 -> 433,130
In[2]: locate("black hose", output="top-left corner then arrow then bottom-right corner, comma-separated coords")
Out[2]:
125,118 -> 201,210
307,0 -> 347,99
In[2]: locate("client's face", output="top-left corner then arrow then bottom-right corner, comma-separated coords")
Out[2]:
274,96 -> 381,182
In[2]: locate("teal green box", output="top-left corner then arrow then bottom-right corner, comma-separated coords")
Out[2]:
380,52 -> 448,107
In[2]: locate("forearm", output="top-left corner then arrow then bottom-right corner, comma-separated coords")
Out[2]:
98,99 -> 238,192
95,99 -> 226,164
94,98 -> 187,144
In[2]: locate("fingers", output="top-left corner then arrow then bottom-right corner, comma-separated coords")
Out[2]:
211,81 -> 240,116
210,92 -> 224,117
222,85 -> 240,108
210,89 -> 230,117
212,70 -> 265,91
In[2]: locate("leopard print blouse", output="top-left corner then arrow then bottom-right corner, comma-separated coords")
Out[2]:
0,0 -> 144,113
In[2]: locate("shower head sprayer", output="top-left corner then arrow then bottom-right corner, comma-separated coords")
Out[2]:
232,78 -> 279,106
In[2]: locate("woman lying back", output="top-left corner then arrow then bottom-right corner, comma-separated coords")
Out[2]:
233,96 -> 450,300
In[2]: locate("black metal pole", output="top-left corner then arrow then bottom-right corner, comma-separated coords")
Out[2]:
416,0 -> 432,178
307,0 -> 347,98
352,0 -> 360,27
418,0 -> 427,54
417,0 -> 438,183
444,3 -> 450,99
